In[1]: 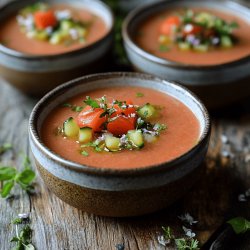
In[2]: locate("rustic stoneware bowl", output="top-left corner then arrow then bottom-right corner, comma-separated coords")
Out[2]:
0,0 -> 113,96
122,0 -> 250,109
29,72 -> 210,217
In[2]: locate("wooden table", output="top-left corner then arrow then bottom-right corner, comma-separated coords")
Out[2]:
0,1 -> 250,249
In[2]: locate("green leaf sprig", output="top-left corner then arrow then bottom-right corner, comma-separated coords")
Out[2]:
175,238 -> 199,250
62,103 -> 84,112
11,214 -> 35,250
227,217 -> 250,234
0,156 -> 36,198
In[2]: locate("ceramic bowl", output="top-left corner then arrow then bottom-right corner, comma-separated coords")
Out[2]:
29,72 -> 210,217
122,0 -> 250,109
0,0 -> 113,96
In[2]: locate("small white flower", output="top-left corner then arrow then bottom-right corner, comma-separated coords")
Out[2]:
238,194 -> 247,202
182,226 -> 196,238
55,10 -> 71,20
69,28 -> 79,40
221,134 -> 229,144
18,213 -> 29,219
130,113 -> 136,118
157,235 -> 170,246
45,27 -> 53,34
178,213 -> 198,226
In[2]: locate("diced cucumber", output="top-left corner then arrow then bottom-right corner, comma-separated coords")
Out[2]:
193,44 -> 208,52
195,12 -> 214,27
35,31 -> 48,41
76,27 -> 87,37
78,127 -> 93,143
127,130 -> 144,148
63,117 -> 79,137
158,35 -> 170,44
105,136 -> 120,151
178,42 -> 191,51
137,103 -> 157,121
50,32 -> 64,44
143,133 -> 158,143
221,36 -> 233,48
60,20 -> 74,31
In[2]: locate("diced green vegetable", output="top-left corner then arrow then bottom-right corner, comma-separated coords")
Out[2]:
143,133 -> 158,143
221,35 -> 233,48
138,104 -> 157,121
63,117 -> 79,137
193,44 -> 209,52
127,130 -> 144,148
50,32 -> 64,44
60,20 -> 74,31
105,136 -> 120,151
78,127 -> 93,143
34,30 -> 48,41
178,42 -> 191,51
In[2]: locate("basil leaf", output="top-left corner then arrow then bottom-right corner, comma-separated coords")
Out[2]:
228,217 -> 250,234
16,169 -> 35,185
84,96 -> 99,108
0,166 -> 17,181
1,180 -> 14,198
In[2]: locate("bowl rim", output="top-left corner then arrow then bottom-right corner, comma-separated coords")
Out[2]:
29,72 -> 211,176
122,0 -> 250,70
0,0 -> 114,59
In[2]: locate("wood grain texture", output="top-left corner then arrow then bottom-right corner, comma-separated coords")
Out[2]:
0,0 -> 250,249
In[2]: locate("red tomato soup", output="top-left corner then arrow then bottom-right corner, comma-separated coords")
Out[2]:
135,8 -> 250,66
41,87 -> 200,169
0,4 -> 107,55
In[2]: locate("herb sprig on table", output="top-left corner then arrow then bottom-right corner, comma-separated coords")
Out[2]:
0,155 -> 36,198
158,213 -> 200,250
11,214 -> 35,250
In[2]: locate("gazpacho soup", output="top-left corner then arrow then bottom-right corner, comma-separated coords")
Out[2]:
135,8 -> 250,65
41,86 -> 200,169
0,2 -> 107,55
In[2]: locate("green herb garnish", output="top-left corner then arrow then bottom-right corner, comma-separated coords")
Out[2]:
81,151 -> 89,157
162,226 -> 174,241
136,92 -> 144,97
227,217 -> 250,234
11,215 -> 35,250
62,103 -> 84,112
84,96 -> 100,108
175,238 -> 199,250
159,44 -> 170,52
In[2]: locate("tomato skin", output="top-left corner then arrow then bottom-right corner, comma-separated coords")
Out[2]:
111,104 -> 136,118
107,116 -> 136,136
34,10 -> 57,29
182,24 -> 203,36
160,16 -> 181,35
77,106 -> 106,132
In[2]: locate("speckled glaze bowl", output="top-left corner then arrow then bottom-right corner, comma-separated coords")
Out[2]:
0,0 -> 113,96
122,0 -> 250,109
29,72 -> 210,217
